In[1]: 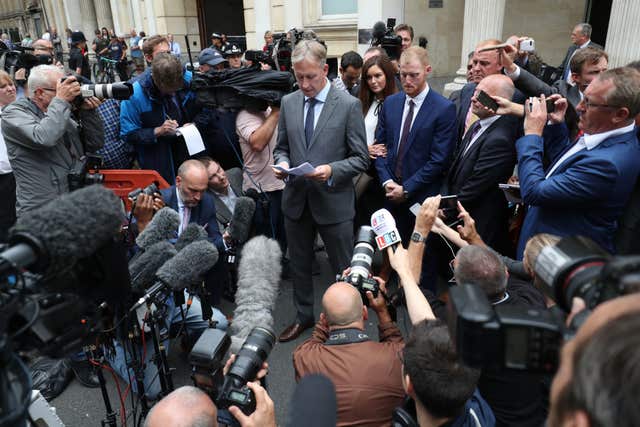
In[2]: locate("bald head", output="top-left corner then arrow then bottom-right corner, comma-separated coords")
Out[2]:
144,386 -> 217,427
176,160 -> 209,207
322,282 -> 365,327
472,74 -> 515,118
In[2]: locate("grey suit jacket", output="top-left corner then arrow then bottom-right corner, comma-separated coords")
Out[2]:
209,167 -> 243,230
274,85 -> 369,225
515,66 -> 582,108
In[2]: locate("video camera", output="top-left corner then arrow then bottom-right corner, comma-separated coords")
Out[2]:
336,226 -> 380,304
371,18 -> 402,60
189,327 -> 276,426
0,45 -> 50,78
448,235 -> 640,374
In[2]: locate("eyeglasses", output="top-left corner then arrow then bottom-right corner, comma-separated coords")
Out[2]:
580,98 -> 621,110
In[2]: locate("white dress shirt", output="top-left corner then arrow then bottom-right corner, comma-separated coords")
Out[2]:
303,79 -> 331,130
461,115 -> 501,157
397,84 -> 430,152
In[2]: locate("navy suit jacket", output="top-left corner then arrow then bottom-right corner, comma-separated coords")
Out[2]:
160,186 -> 225,254
375,89 -> 457,204
516,124 -> 640,259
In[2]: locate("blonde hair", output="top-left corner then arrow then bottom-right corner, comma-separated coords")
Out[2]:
400,46 -> 429,66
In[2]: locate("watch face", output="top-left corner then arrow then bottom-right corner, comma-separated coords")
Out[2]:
411,232 -> 423,242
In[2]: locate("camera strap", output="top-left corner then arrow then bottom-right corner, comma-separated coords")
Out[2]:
325,328 -> 370,346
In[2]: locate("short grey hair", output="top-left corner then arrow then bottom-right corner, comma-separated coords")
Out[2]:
577,23 -> 592,38
28,64 -> 62,94
454,245 -> 508,301
143,386 -> 215,427
600,67 -> 640,118
292,39 -> 327,67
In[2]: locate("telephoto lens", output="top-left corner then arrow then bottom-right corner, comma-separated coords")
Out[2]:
80,82 -> 133,100
349,226 -> 377,282
217,327 -> 276,422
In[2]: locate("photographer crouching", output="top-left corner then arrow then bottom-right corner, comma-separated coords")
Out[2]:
1,65 -> 104,216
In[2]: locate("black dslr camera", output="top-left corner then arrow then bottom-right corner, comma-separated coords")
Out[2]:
68,154 -> 104,191
336,226 -> 380,303
371,18 -> 402,60
189,327 -> 276,426
449,284 -> 563,374
448,236 -> 640,375
128,182 -> 160,202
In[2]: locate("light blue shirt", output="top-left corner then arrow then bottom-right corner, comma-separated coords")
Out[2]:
303,78 -> 331,130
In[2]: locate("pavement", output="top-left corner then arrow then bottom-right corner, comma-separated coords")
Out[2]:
48,250 -> 413,426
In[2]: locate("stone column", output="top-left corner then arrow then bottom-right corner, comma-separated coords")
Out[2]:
93,0 -> 113,31
63,0 -> 83,32
78,0 -> 98,39
443,0 -> 506,96
143,0 -> 156,35
605,0 -> 640,68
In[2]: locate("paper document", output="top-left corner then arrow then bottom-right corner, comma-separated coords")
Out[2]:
176,123 -> 206,156
273,162 -> 316,176
499,183 -> 522,204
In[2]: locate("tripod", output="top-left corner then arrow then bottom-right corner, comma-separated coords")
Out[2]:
86,348 -> 118,427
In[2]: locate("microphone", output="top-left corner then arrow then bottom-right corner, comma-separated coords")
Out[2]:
227,197 -> 256,246
287,375 -> 337,427
175,223 -> 208,251
135,207 -> 181,249
370,208 -> 403,251
131,240 -> 219,311
228,236 -> 282,353
128,241 -> 177,292
2,185 -> 122,279
372,21 -> 387,40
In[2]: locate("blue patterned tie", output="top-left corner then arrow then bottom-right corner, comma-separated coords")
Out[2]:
305,98 -> 317,147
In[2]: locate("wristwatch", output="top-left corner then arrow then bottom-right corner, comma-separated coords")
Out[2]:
410,231 -> 427,243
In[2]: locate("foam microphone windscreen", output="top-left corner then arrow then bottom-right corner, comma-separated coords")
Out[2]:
129,241 -> 177,292
155,240 -> 219,291
9,185 -> 123,276
135,207 -> 181,249
175,223 -> 208,251
228,197 -> 256,245
372,21 -> 387,39
229,236 -> 282,352
286,374 -> 337,427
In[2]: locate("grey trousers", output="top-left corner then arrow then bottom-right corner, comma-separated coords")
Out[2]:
284,205 -> 354,324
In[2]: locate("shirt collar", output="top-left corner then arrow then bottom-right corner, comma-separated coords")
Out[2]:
579,40 -> 591,49
405,83 -> 430,106
305,78 -> 331,103
583,122 -> 636,150
176,187 -> 185,210
478,114 -> 501,129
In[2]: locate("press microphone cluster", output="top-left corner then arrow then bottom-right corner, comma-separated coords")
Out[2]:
131,240 -> 219,312
1,185 -> 123,281
227,197 -> 256,246
135,207 -> 181,249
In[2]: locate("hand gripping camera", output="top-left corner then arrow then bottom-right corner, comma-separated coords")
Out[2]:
189,327 -> 276,426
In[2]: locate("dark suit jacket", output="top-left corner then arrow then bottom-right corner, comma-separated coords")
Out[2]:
274,84 -> 369,225
375,89 -> 457,204
160,186 -> 224,253
208,167 -> 243,231
516,124 -> 640,259
448,116 -> 517,251
557,41 -> 603,80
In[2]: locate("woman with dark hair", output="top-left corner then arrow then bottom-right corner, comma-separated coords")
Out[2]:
358,54 -> 397,157
354,54 -> 398,227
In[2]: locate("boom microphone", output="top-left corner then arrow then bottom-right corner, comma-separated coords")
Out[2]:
131,240 -> 219,311
372,21 -> 387,40
370,208 -> 402,251
2,185 -> 122,279
229,236 -> 282,353
128,241 -> 177,292
175,223 -> 208,252
135,207 -> 181,249
227,197 -> 256,245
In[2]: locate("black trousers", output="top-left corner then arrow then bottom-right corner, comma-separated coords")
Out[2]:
0,172 -> 16,242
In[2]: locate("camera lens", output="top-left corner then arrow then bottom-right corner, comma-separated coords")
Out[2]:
80,82 -> 133,100
349,226 -> 376,281
227,327 -> 275,384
